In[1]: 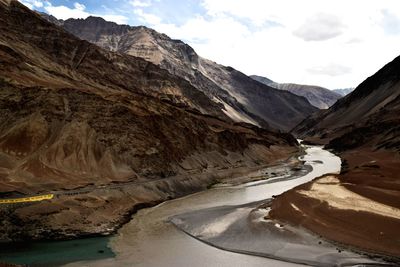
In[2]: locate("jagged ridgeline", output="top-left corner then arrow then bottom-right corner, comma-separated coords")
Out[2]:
40,14 -> 317,131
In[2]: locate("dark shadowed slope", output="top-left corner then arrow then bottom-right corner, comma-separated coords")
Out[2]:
251,75 -> 342,109
0,0 -> 299,240
292,55 -> 400,151
41,15 -> 317,131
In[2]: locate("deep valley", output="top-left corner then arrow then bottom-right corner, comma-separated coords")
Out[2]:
0,0 -> 399,266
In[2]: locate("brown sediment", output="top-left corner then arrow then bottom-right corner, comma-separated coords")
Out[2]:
269,148 -> 400,258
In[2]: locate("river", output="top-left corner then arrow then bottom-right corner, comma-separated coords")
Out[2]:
1,145 -> 386,266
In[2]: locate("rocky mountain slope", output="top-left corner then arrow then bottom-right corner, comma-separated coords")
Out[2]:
41,15 -> 317,131
251,75 -> 342,109
292,55 -> 400,148
0,0 -> 299,240
271,56 -> 400,258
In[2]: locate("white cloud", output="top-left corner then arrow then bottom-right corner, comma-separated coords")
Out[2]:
143,0 -> 400,88
381,10 -> 400,35
20,0 -> 400,89
45,2 -> 89,20
73,2 -> 85,11
307,64 -> 352,76
102,15 -> 129,25
44,2 -> 128,24
19,0 -> 43,9
134,9 -> 161,25
130,0 -> 152,8
293,13 -> 345,41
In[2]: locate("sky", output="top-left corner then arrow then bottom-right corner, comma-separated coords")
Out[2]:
19,0 -> 400,89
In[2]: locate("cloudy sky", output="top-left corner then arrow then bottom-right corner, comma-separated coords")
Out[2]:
20,0 -> 400,89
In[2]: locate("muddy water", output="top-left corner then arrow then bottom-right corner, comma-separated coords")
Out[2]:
64,146 -> 347,267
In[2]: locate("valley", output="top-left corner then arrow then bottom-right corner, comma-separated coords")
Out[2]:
2,144 -> 389,266
0,0 -> 399,266
0,0 -> 300,244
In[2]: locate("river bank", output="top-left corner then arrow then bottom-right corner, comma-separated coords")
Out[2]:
269,148 -> 400,262
0,145 -> 300,243
0,148 -> 304,266
168,146 -> 388,266
3,145 -> 389,266
59,145 -> 388,267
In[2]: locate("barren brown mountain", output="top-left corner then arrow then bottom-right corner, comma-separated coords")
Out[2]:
271,56 -> 400,258
41,15 -> 317,131
0,0 -> 299,240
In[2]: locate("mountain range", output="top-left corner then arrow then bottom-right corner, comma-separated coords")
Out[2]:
333,88 -> 354,96
39,14 -> 317,131
1,0 -> 399,260
0,0 -> 298,240
251,75 -> 342,109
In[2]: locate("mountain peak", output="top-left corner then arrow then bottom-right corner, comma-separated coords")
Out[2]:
250,75 -> 275,85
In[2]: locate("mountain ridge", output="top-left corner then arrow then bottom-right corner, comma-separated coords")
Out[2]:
293,54 -> 400,147
332,88 -> 354,96
251,75 -> 342,109
41,14 -> 317,131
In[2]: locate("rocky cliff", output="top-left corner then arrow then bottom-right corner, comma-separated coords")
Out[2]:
0,0 -> 299,240
42,15 -> 317,131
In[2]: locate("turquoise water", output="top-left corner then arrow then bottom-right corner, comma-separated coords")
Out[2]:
0,236 -> 114,266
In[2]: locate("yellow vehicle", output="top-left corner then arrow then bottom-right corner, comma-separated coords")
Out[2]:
0,194 -> 54,204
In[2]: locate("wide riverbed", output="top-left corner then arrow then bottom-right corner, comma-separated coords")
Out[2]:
2,145 -> 387,266
63,145 -> 361,267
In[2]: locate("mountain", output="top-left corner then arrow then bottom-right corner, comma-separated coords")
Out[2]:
292,56 -> 400,147
0,0 -> 299,240
332,87 -> 354,96
250,75 -> 274,85
36,11 -> 63,26
271,83 -> 341,109
251,75 -> 342,109
40,15 -> 317,131
271,56 -> 400,257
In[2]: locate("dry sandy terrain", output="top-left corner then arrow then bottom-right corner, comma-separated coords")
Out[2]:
270,148 -> 400,259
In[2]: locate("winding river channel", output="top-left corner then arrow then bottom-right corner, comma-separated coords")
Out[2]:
1,145 -> 388,266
